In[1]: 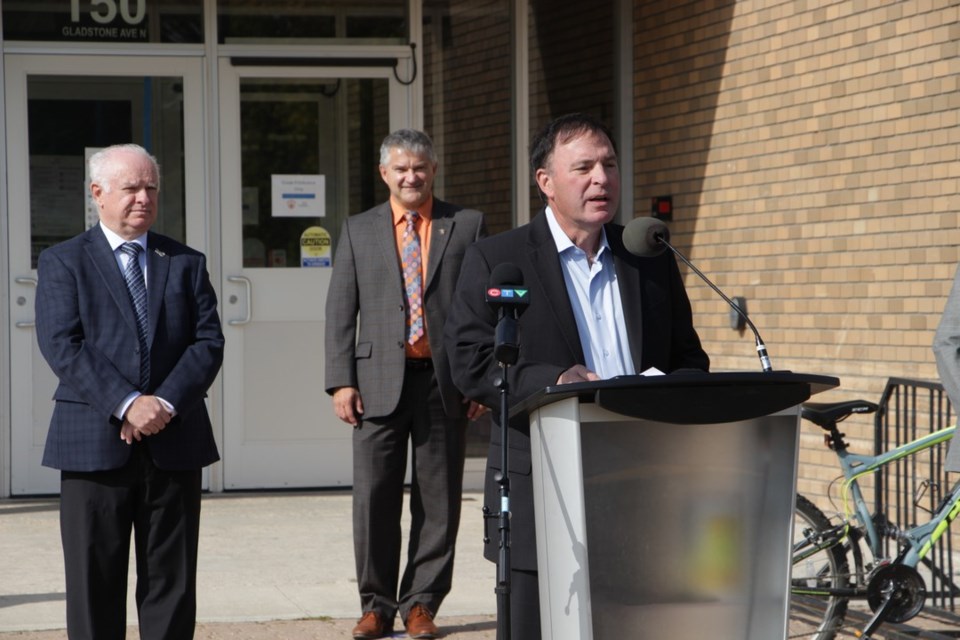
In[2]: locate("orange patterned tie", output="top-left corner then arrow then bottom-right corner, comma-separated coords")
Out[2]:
401,211 -> 423,344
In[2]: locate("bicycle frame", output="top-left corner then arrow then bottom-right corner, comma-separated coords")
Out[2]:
831,424 -> 958,566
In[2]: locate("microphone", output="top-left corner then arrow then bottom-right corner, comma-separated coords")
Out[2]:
623,217 -> 773,373
486,263 -> 528,366
486,263 -> 530,316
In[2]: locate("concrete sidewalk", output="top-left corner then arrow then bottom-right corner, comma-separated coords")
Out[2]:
0,490 -> 497,639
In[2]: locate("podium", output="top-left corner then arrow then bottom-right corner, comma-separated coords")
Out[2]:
514,371 -> 838,640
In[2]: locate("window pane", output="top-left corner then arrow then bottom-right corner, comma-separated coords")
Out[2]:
27,75 -> 186,267
238,77 -> 390,268
218,0 -> 406,44
3,0 -> 203,44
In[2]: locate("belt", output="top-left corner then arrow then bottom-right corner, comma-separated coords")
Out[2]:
405,358 -> 433,370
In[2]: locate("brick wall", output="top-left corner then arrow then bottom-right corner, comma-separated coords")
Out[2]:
635,0 -> 960,509
423,0 -> 513,233
527,0 -> 615,213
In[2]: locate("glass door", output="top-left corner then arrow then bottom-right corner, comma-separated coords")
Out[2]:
5,54 -> 205,494
218,58 -> 407,489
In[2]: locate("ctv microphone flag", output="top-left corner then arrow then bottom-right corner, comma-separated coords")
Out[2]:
485,286 -> 529,306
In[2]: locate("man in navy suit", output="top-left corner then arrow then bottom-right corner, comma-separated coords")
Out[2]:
35,143 -> 224,640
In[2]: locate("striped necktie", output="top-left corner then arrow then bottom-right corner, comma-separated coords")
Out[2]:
401,211 -> 424,344
119,242 -> 150,390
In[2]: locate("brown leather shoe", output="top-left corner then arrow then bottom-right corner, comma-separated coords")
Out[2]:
352,611 -> 393,639
404,604 -> 439,639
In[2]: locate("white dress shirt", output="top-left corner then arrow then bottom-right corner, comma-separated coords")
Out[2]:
100,223 -> 176,419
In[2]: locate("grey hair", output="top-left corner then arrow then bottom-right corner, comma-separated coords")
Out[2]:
379,129 -> 437,166
89,144 -> 160,192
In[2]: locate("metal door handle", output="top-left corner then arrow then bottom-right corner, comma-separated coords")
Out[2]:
227,275 -> 252,326
14,276 -> 37,328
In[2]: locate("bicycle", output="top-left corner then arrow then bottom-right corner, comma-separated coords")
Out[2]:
789,399 -> 960,639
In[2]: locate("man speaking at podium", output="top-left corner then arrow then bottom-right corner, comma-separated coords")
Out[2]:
445,113 -> 709,638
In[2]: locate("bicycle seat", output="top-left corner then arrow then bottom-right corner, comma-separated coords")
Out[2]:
801,400 -> 878,428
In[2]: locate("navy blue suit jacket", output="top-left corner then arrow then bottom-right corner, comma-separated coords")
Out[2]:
35,226 -> 224,472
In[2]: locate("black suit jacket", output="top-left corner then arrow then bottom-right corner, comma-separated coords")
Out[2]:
444,211 -> 709,568
35,226 -> 224,472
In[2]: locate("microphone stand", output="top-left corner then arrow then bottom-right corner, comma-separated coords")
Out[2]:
486,308 -> 519,640
655,237 -> 773,372
493,361 -> 512,640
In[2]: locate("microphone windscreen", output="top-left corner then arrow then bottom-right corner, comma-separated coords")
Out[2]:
623,217 -> 670,257
489,262 -> 524,287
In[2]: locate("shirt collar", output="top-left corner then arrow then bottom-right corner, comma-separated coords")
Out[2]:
544,207 -> 609,257
390,195 -> 434,227
100,222 -> 147,252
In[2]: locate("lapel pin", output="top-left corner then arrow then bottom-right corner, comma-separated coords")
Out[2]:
154,248 -> 166,257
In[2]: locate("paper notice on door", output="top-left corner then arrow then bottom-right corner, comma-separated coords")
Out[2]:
271,174 -> 325,218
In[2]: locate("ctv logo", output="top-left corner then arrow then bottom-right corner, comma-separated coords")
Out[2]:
486,287 -> 529,300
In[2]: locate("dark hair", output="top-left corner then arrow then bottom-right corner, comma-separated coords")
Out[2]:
529,113 -> 617,186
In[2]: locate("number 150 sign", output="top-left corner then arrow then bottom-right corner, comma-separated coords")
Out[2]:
71,0 -> 146,25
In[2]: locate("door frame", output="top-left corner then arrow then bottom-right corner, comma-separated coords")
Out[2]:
216,56 -> 412,490
3,53 -> 207,495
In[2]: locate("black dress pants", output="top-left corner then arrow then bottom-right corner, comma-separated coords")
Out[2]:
60,443 -> 202,640
507,568 -> 542,640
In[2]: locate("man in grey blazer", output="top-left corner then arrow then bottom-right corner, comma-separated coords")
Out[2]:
932,267 -> 960,471
35,144 -> 223,640
325,129 -> 487,639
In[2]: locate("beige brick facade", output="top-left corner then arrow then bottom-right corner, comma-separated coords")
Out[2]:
426,0 -> 959,512
635,1 -> 959,509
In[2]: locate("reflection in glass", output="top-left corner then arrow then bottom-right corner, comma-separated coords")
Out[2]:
27,75 -> 185,267
218,0 -> 406,44
239,77 -> 389,268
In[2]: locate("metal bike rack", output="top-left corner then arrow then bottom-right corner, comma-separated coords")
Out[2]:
875,377 -> 960,612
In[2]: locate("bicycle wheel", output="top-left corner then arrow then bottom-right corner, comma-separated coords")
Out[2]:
788,494 -> 850,640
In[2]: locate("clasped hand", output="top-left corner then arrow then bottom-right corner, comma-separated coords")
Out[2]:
120,395 -> 172,444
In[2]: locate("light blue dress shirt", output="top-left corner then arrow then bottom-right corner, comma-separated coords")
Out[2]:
544,208 -> 636,379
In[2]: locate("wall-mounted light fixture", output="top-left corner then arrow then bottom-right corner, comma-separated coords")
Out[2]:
730,296 -> 747,331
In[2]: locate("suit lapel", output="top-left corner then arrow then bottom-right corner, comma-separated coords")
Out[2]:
84,227 -> 139,337
609,226 -> 645,371
145,234 -> 169,348
425,200 -> 452,292
374,203 -> 403,289
526,213 -> 585,363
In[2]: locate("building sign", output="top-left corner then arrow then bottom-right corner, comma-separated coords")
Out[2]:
2,0 -> 203,44
65,0 -> 149,41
